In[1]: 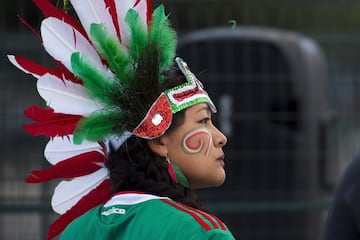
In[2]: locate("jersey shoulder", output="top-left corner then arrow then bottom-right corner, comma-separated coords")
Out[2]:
61,193 -> 236,240
157,199 -> 234,239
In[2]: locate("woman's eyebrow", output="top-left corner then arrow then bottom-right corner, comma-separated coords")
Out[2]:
196,105 -> 211,113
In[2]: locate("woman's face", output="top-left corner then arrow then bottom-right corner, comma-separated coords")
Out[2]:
161,103 -> 228,189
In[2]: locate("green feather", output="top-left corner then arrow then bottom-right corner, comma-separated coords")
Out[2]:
71,52 -> 116,105
125,9 -> 148,64
172,162 -> 189,187
90,23 -> 131,85
73,111 -> 124,144
71,5 -> 178,143
149,5 -> 177,72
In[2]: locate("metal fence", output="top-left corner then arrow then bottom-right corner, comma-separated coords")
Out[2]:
2,0 -> 360,239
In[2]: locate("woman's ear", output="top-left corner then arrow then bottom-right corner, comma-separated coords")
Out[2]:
147,137 -> 168,157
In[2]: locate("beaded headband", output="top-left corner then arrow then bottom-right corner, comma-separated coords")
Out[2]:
134,57 -> 216,138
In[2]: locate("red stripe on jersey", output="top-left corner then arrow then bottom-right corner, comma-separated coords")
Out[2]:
177,202 -> 220,230
211,215 -> 227,231
161,199 -> 211,231
113,191 -> 146,196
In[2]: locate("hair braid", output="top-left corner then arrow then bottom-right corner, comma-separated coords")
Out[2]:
106,135 -> 202,209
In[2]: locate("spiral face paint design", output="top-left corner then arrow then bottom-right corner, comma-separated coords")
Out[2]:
182,127 -> 213,158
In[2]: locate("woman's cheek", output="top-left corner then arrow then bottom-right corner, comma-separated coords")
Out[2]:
181,128 -> 213,158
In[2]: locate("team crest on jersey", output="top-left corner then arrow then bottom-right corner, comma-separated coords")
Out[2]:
101,207 -> 126,216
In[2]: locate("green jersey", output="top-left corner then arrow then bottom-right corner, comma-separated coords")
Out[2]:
60,192 -> 235,240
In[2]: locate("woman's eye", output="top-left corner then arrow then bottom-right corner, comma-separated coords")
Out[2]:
200,118 -> 211,124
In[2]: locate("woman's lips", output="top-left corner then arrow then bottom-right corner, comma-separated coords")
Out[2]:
217,155 -> 225,166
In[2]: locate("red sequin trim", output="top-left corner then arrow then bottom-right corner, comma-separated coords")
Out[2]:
133,93 -> 172,139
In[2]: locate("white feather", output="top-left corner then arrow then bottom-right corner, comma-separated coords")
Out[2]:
70,0 -> 117,39
115,0 -> 148,45
44,135 -> 104,165
41,17 -> 113,79
104,132 -> 132,153
37,73 -> 101,116
7,55 -> 40,79
133,0 -> 149,25
51,168 -> 109,214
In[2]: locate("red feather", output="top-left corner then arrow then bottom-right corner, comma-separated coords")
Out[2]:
23,106 -> 82,137
32,0 -> 88,38
146,0 -> 152,25
18,15 -> 42,42
11,56 -> 80,83
105,0 -> 121,40
132,0 -> 152,26
25,151 -> 106,183
12,56 -> 59,77
47,179 -> 112,240
55,61 -> 82,84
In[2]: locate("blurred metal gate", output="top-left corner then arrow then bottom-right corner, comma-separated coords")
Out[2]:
177,26 -> 328,240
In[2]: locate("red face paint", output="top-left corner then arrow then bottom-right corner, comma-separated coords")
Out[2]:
182,128 -> 213,158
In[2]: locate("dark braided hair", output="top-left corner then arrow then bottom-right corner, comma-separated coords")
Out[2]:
105,67 -> 202,209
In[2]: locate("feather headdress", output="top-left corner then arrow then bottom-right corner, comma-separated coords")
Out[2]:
8,0 -> 215,239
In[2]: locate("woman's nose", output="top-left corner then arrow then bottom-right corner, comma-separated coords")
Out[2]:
213,126 -> 227,147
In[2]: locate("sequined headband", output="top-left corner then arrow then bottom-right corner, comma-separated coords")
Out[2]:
134,57 -> 216,139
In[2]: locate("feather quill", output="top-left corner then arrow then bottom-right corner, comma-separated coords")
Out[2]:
41,17 -> 110,77
69,0 -> 117,39
51,168 -> 108,214
44,135 -> 104,165
37,73 -> 101,116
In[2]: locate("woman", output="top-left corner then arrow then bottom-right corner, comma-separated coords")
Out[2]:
9,0 -> 235,239
60,67 -> 234,239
